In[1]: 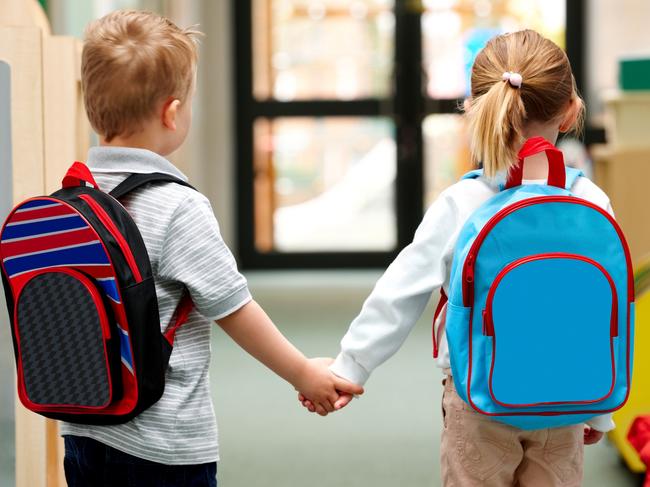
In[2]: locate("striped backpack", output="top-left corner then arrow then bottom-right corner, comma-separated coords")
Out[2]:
0,162 -> 193,424
433,137 -> 634,429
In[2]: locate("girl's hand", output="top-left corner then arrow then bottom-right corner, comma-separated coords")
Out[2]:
294,357 -> 363,416
584,426 -> 604,445
299,391 -> 355,412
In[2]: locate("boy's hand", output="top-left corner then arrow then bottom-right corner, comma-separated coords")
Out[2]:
584,426 -> 604,445
293,357 -> 363,416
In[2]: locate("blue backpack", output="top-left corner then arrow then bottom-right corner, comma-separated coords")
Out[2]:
434,137 -> 634,430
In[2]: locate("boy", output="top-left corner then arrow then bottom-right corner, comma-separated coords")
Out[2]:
60,10 -> 362,487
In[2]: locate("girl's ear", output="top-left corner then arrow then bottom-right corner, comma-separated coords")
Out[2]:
463,98 -> 472,113
559,97 -> 581,133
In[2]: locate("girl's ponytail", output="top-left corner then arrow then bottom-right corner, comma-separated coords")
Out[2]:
466,76 -> 526,178
465,30 -> 585,179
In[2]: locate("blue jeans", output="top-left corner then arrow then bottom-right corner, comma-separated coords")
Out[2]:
64,435 -> 217,487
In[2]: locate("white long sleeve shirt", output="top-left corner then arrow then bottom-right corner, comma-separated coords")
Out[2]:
330,174 -> 616,432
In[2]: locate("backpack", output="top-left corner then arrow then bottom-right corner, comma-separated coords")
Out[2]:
0,161 -> 194,424
432,137 -> 634,430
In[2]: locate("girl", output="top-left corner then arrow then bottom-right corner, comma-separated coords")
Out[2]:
301,30 -> 614,486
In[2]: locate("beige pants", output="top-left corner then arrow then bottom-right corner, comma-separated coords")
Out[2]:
441,375 -> 584,487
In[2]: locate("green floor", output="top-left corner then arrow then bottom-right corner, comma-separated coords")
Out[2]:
211,271 -> 642,487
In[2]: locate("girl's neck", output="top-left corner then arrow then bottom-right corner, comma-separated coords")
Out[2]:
520,122 -> 561,180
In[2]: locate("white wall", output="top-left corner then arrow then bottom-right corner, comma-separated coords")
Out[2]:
193,0 -> 236,249
587,0 -> 650,119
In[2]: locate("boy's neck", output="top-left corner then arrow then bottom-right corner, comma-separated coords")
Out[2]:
100,128 -> 171,157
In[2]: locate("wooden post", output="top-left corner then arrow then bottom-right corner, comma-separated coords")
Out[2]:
0,1 -> 90,485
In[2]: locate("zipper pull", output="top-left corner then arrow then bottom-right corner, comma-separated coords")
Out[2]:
466,254 -> 475,280
482,309 -> 494,337
463,254 -> 475,306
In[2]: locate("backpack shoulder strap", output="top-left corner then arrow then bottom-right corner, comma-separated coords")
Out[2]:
461,169 -> 483,180
108,172 -> 196,336
109,172 -> 196,200
565,167 -> 584,190
461,169 -> 508,191
462,166 -> 583,191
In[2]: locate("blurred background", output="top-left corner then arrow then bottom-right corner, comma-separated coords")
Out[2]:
2,0 -> 650,485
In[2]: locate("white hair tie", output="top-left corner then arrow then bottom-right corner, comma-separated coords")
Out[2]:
502,71 -> 523,88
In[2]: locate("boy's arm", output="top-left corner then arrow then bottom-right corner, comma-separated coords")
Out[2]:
217,300 -> 364,415
157,193 -> 362,414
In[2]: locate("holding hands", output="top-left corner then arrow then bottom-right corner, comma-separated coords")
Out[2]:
294,357 -> 362,416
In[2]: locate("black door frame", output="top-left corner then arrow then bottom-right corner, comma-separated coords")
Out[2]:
233,0 -> 596,270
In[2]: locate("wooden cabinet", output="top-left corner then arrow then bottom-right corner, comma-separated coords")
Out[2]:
0,1 -> 89,486
593,145 -> 650,264
592,91 -> 650,265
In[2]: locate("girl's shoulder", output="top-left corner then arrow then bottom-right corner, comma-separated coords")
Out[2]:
571,176 -> 612,211
439,175 -> 499,212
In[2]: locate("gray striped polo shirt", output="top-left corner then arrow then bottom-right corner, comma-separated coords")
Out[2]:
59,146 -> 251,465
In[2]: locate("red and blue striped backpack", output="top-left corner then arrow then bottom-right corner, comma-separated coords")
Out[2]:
433,137 -> 634,429
0,162 -> 193,424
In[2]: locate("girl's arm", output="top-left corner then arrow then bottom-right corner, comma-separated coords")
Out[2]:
217,299 -> 364,414
329,190 -> 460,386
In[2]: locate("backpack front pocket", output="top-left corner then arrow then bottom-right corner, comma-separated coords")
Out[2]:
483,253 -> 618,408
14,268 -> 119,410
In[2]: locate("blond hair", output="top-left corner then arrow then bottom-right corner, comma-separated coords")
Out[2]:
82,10 -> 201,141
465,30 -> 584,178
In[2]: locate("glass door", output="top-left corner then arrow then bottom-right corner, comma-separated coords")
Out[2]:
235,0 -> 579,269
236,0 -> 398,268
421,0 -> 568,206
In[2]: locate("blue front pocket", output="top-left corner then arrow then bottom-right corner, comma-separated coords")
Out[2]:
484,253 -> 617,408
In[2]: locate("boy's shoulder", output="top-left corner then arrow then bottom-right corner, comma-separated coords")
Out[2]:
93,170 -> 216,230
131,178 -> 214,220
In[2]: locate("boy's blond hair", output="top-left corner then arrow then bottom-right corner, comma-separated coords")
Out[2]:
82,10 -> 201,142
465,30 -> 585,178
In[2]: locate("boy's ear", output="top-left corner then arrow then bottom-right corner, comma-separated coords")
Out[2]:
559,97 -> 581,133
162,98 -> 181,131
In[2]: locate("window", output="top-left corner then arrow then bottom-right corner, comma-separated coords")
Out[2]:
235,0 -> 587,268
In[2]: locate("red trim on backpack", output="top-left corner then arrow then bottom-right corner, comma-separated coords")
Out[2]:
79,194 -> 143,283
432,288 -> 447,359
164,292 -> 194,345
461,197 -> 634,418
13,267 -> 114,412
462,196 -> 634,306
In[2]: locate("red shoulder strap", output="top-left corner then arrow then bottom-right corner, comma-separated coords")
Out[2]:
163,292 -> 193,345
505,137 -> 566,190
62,161 -> 100,190
432,288 -> 448,359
